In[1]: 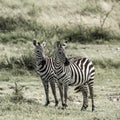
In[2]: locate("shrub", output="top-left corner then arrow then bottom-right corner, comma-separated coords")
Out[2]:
90,27 -> 111,40
0,53 -> 35,70
10,82 -> 24,103
20,54 -> 35,70
62,25 -> 112,44
0,16 -> 41,32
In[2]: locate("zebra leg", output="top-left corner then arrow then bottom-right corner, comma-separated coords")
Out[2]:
64,84 -> 68,108
42,81 -> 50,106
81,85 -> 88,111
88,85 -> 95,111
58,83 -> 66,108
50,80 -> 59,107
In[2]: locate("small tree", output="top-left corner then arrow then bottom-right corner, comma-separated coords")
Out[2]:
10,82 -> 24,103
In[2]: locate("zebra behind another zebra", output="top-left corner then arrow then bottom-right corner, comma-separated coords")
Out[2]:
54,41 -> 95,111
33,40 -> 58,106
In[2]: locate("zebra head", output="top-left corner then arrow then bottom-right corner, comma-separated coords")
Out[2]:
55,41 -> 70,66
33,40 -> 46,66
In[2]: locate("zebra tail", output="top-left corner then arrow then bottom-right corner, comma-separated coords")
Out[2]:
75,89 -> 81,93
74,86 -> 82,93
74,86 -> 80,91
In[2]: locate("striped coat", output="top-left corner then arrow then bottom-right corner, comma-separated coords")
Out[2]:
54,41 -> 95,111
33,40 -> 58,106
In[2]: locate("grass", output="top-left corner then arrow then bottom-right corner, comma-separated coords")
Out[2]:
93,58 -> 120,69
0,0 -> 120,43
0,42 -> 120,120
0,42 -> 120,70
0,52 -> 35,70
0,67 -> 120,120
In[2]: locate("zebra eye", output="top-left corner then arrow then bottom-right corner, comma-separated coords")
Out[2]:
59,51 -> 62,54
37,50 -> 39,52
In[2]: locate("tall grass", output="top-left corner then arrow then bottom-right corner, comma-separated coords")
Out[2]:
61,25 -> 114,43
10,82 -> 24,103
0,53 -> 35,70
0,0 -> 120,44
93,58 -> 120,69
0,53 -> 119,71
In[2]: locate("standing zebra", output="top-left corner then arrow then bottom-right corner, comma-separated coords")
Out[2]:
33,40 -> 58,106
33,40 -> 81,107
54,41 -> 95,111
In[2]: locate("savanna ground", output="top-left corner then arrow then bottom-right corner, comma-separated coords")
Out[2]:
0,0 -> 120,120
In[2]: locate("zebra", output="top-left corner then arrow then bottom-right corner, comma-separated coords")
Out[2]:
33,40 -> 58,106
54,41 -> 95,111
33,40 -> 95,110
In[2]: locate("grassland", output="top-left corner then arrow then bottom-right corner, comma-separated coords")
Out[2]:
0,0 -> 120,120
0,42 -> 120,120
0,0 -> 120,43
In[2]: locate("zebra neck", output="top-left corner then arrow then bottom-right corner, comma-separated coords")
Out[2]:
36,59 -> 46,68
53,58 -> 63,71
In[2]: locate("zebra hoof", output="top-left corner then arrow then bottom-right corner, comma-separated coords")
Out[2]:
44,101 -> 50,106
55,101 -> 59,107
62,103 -> 68,109
92,105 -> 95,112
81,105 -> 88,111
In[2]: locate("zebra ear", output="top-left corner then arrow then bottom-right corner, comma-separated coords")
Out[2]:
38,42 -> 40,46
33,40 -> 36,46
56,41 -> 62,48
41,41 -> 46,48
62,43 -> 67,49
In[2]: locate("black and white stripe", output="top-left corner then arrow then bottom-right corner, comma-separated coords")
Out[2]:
54,41 -> 95,111
33,40 -> 58,106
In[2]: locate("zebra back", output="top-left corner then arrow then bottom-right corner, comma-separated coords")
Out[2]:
54,41 -> 95,111
55,41 -> 95,88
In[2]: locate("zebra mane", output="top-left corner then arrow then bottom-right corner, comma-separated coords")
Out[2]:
56,41 -> 62,48
33,40 -> 37,46
41,59 -> 46,67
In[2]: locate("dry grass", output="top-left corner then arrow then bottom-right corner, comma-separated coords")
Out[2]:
1,0 -> 118,26
0,0 -> 120,43
0,43 -> 120,120
0,68 -> 120,120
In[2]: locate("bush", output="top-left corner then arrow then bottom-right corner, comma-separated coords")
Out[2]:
0,16 -> 41,32
0,15 -> 46,43
0,53 -> 35,70
90,27 -> 111,40
20,54 -> 35,70
0,14 -> 119,44
62,25 -> 112,44
10,82 -> 24,103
